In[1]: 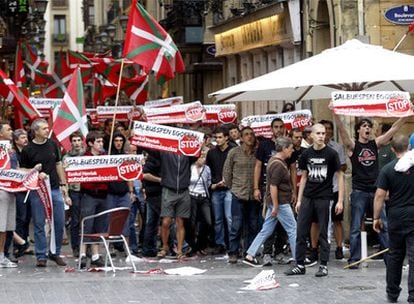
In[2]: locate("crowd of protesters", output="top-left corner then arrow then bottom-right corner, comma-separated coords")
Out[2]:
1,102 -> 413,301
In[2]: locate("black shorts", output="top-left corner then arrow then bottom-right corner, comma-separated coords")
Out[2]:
330,192 -> 343,222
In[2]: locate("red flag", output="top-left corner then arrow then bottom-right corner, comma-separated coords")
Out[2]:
123,1 -> 185,83
52,68 -> 88,151
0,68 -> 42,121
14,42 -> 28,97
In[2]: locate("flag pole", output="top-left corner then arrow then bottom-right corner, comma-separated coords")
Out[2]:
107,58 -> 125,155
393,22 -> 414,51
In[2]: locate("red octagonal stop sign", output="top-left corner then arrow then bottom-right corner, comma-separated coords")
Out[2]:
291,116 -> 311,130
178,135 -> 201,157
117,160 -> 143,181
185,105 -> 204,122
218,108 -> 237,124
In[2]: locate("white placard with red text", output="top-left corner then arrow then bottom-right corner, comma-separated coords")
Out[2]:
64,154 -> 144,184
144,96 -> 183,108
203,104 -> 237,124
144,101 -> 206,124
0,168 -> 39,192
240,110 -> 312,138
29,98 -> 62,118
96,106 -> 144,122
332,91 -> 413,117
131,121 -> 204,157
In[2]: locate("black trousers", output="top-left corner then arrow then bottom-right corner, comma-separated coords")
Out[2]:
386,226 -> 414,302
296,196 -> 330,265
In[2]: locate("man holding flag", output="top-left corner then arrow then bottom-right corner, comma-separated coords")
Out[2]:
20,119 -> 69,267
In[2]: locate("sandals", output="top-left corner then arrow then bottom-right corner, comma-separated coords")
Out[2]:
157,249 -> 168,259
176,252 -> 184,261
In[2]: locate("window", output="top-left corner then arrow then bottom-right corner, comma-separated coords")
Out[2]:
53,15 -> 67,44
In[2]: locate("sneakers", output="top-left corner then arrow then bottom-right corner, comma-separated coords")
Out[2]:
284,264 -> 305,275
242,256 -> 263,268
262,254 -> 273,266
335,247 -> 344,260
315,265 -> 328,277
228,255 -> 238,264
90,256 -> 105,267
79,256 -> 87,269
0,257 -> 17,268
304,257 -> 317,267
49,254 -> 67,266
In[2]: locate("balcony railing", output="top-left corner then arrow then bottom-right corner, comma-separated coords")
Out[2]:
52,33 -> 68,45
52,0 -> 68,7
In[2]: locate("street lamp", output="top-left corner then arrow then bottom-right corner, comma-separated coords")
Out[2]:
106,24 -> 116,39
34,0 -> 49,15
119,15 -> 129,33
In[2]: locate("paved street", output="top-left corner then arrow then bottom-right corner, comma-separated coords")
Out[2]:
0,245 -> 405,304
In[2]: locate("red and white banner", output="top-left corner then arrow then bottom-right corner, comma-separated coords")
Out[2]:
203,104 -> 237,124
36,176 -> 55,254
131,121 -> 204,157
144,96 -> 183,108
332,91 -> 413,117
64,154 -> 144,184
240,110 -> 313,138
144,101 -> 206,124
96,105 -> 144,122
0,168 -> 39,192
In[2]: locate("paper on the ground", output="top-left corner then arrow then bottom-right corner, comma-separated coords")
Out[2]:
240,270 -> 280,291
164,266 -> 207,275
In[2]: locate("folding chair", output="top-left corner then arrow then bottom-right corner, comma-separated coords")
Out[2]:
78,207 -> 137,273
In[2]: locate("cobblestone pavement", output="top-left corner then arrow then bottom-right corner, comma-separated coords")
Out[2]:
0,245 -> 406,304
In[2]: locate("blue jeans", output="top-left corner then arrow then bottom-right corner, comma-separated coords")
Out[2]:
128,201 -> 139,253
69,191 -> 81,251
30,188 -> 65,260
349,190 -> 389,262
228,194 -> 260,256
80,194 -> 108,237
107,193 -> 131,236
211,190 -> 232,247
246,203 -> 297,259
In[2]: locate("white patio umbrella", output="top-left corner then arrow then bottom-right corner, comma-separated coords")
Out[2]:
210,39 -> 414,102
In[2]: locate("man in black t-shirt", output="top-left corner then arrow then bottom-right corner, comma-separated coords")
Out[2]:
373,134 -> 414,303
333,110 -> 408,267
285,124 -> 344,277
20,119 -> 68,268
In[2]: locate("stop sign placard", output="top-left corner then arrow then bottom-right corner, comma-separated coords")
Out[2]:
0,146 -> 10,170
218,108 -> 237,124
117,160 -> 143,181
386,97 -> 411,117
178,135 -> 201,156
291,116 -> 311,130
185,105 -> 204,122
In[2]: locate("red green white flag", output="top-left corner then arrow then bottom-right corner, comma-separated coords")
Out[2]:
0,68 -> 42,121
52,68 -> 88,151
123,1 -> 185,83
